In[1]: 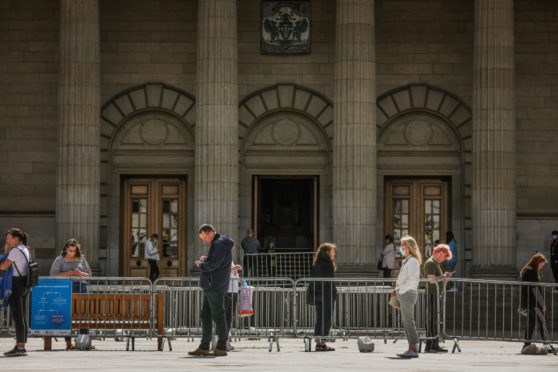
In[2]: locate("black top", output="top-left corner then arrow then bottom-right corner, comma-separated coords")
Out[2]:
521,267 -> 544,309
551,239 -> 558,263
311,257 -> 337,298
240,236 -> 261,254
199,234 -> 234,294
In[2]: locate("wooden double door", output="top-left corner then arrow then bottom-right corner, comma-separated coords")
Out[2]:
121,177 -> 187,277
384,178 -> 449,257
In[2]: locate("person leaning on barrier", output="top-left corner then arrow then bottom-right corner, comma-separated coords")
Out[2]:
240,228 -> 259,277
311,242 -> 338,352
0,228 -> 31,357
520,253 -> 555,353
424,244 -> 453,353
392,235 -> 422,359
144,233 -> 160,283
189,224 -> 233,357
49,238 -> 92,350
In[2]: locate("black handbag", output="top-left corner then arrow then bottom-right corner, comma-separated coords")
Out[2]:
377,254 -> 384,270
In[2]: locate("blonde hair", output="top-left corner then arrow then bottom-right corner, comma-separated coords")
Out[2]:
312,242 -> 337,272
400,235 -> 422,264
519,252 -> 547,279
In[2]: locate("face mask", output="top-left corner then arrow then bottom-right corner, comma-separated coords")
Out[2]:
553,235 -> 558,240
399,247 -> 405,256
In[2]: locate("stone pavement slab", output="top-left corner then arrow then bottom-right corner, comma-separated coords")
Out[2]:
0,336 -> 556,372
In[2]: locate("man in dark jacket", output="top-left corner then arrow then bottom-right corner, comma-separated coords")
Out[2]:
188,224 -> 233,357
550,230 -> 558,291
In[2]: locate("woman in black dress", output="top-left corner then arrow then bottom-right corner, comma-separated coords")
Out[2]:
311,242 -> 337,352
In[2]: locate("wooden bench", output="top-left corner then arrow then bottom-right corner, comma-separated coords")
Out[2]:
43,292 -> 164,351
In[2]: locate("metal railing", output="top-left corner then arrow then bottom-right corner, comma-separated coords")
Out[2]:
243,253 -> 313,279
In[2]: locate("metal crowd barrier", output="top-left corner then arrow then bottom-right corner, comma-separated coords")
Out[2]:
5,275 -> 555,353
153,277 -> 295,351
442,278 -> 558,351
243,253 -> 313,279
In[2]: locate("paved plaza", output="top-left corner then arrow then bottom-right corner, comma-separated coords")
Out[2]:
0,336 -> 556,371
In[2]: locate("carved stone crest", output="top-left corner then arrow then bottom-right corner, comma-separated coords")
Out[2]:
261,1 -> 311,55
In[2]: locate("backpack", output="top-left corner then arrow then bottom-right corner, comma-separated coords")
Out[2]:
13,247 -> 40,289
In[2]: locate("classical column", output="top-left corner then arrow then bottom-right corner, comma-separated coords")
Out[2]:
333,0 -> 376,270
194,0 -> 238,261
56,0 -> 100,268
471,0 -> 516,277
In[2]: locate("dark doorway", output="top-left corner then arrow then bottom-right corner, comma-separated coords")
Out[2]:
254,176 -> 318,252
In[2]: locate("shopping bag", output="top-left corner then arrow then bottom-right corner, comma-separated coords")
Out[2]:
238,282 -> 254,317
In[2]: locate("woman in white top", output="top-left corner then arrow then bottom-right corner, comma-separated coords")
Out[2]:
225,262 -> 242,351
392,235 -> 422,358
0,228 -> 31,357
382,234 -> 397,278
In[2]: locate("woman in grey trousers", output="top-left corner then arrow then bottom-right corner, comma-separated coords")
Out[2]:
392,235 -> 422,358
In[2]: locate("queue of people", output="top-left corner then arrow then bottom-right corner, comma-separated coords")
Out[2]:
1,224 -> 557,358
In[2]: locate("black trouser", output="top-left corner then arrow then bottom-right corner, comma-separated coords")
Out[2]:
314,294 -> 334,338
382,268 -> 392,278
9,276 -> 28,344
524,307 -> 549,345
551,262 -> 558,284
199,289 -> 228,350
243,255 -> 256,277
148,259 -> 160,282
426,293 -> 439,349
224,292 -> 238,332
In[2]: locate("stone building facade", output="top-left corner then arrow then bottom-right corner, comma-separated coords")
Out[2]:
1,0 -> 557,279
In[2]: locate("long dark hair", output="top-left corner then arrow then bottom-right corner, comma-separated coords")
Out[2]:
5,227 -> 28,246
312,242 -> 337,272
61,238 -> 83,259
519,253 -> 547,279
446,231 -> 455,243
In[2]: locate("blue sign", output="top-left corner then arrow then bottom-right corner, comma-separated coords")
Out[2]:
30,278 -> 72,336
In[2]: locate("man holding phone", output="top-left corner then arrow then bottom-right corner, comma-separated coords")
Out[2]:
424,244 -> 453,353
188,224 -> 233,357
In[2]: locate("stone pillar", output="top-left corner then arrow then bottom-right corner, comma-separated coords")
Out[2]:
333,0 -> 376,270
56,0 -> 100,268
471,0 -> 516,277
194,0 -> 238,261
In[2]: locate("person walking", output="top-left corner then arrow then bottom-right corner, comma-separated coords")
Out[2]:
188,224 -> 233,357
144,233 -> 160,282
49,238 -> 92,349
0,228 -> 31,357
311,242 -> 337,352
520,253 -> 554,353
550,230 -> 558,293
424,244 -> 453,353
392,235 -> 422,358
240,229 -> 260,277
382,234 -> 397,278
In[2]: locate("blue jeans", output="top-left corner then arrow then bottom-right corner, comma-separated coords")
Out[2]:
199,290 -> 228,350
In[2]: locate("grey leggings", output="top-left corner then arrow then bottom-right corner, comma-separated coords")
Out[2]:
398,290 -> 419,345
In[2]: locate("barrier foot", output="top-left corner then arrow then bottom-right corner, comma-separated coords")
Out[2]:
268,333 -> 280,352
304,337 -> 312,352
451,337 -> 461,353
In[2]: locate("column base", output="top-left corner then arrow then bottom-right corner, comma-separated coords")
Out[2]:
469,265 -> 518,280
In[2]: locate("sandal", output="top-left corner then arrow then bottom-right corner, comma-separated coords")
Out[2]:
66,343 -> 76,350
315,344 -> 335,352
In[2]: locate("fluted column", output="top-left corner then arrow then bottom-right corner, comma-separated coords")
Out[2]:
194,0 -> 238,261
471,0 -> 516,276
333,0 -> 376,270
56,0 -> 100,267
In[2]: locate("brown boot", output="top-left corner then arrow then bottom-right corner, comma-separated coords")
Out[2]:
211,347 -> 227,357
188,348 -> 211,356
